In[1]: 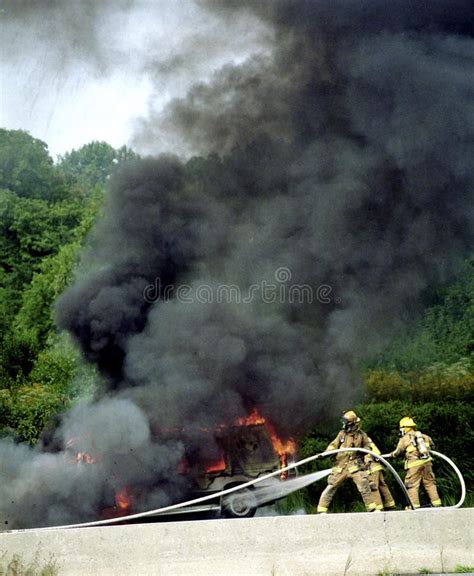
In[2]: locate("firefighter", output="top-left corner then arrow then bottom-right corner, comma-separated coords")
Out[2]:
316,410 -> 377,513
365,437 -> 396,511
390,416 -> 441,509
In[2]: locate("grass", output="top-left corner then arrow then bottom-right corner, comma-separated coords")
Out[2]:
444,492 -> 474,508
377,567 -> 474,575
275,489 -> 308,514
376,564 -> 474,575
0,552 -> 59,576
343,554 -> 353,575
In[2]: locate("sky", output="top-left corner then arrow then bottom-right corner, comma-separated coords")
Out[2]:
0,0 -> 269,159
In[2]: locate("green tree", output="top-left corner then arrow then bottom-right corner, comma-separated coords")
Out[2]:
0,190 -> 83,293
58,141 -> 137,189
0,129 -> 67,201
0,130 -> 103,411
13,241 -> 81,349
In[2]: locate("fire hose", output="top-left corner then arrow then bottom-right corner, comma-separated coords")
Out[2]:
11,448 -> 465,532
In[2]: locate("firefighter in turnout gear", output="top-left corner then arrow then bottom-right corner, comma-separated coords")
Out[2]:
317,411 -> 377,513
390,417 -> 441,509
365,437 -> 396,511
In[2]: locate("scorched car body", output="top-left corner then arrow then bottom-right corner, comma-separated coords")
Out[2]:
151,422 -> 295,519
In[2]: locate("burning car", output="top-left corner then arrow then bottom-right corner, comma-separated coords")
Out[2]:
167,424 -> 294,518
150,410 -> 297,519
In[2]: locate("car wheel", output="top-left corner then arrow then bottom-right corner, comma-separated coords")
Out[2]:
221,488 -> 257,518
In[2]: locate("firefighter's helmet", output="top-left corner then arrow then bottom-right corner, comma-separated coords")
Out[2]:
399,416 -> 416,429
342,410 -> 360,431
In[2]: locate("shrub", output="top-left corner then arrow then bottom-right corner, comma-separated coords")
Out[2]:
365,359 -> 474,402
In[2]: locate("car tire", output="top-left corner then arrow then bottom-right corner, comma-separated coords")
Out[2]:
221,487 -> 257,518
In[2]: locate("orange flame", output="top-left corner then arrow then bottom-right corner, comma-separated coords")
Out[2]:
75,451 -> 95,464
279,453 -> 289,480
234,408 -> 266,427
205,456 -> 226,473
235,408 -> 297,457
115,487 -> 132,511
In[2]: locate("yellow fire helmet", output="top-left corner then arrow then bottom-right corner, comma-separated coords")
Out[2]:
399,416 -> 416,428
343,410 -> 361,423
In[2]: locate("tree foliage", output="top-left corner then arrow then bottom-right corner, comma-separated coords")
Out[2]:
13,241 -> 81,349
57,140 -> 137,189
0,130 -> 117,440
0,130 -> 85,299
366,358 -> 473,402
0,129 -> 62,200
369,258 -> 474,372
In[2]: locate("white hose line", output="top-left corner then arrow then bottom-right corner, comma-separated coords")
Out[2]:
427,450 -> 465,509
8,448 -> 465,532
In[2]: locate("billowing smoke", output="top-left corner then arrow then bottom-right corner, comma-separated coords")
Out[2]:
0,0 -> 135,71
0,399 -> 188,529
1,0 -> 473,528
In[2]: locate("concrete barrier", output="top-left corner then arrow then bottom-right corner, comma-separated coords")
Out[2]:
0,508 -> 472,575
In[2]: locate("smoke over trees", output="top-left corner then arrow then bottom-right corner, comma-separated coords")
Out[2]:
58,0 -> 474,428
1,0 -> 473,528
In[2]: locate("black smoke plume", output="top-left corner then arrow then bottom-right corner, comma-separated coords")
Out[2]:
1,0 -> 473,528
